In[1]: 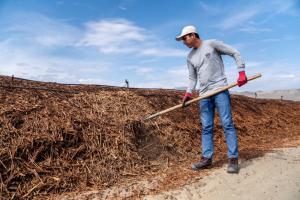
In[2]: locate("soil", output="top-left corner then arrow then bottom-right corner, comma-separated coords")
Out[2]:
144,146 -> 300,200
0,75 -> 299,199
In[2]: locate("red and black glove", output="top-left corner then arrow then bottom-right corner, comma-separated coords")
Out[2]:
237,71 -> 247,87
182,92 -> 192,108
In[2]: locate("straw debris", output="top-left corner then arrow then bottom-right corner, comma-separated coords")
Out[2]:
0,75 -> 299,199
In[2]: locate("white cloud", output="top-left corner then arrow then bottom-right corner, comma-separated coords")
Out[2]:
78,78 -> 116,85
167,67 -> 188,77
219,8 -> 259,29
271,0 -> 299,15
1,13 -> 187,85
139,58 -> 159,64
278,74 -> 295,78
261,38 -> 281,42
229,61 -> 300,92
133,66 -> 189,89
261,35 -> 297,43
134,79 -> 186,89
5,13 -> 81,47
239,26 -> 272,34
198,2 -> 220,15
218,0 -> 298,30
199,2 -> 210,11
245,61 -> 264,68
219,59 -> 299,91
135,67 -> 154,75
79,18 -> 186,57
1,7 -> 298,92
0,40 -> 109,83
6,15 -> 185,59
140,48 -> 187,57
118,6 -> 127,10
79,19 -> 146,53
252,0 -> 299,25
57,1 -> 64,5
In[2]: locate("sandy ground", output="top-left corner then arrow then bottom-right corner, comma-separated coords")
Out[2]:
144,147 -> 300,200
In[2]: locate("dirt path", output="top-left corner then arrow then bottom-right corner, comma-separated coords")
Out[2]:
144,147 -> 300,200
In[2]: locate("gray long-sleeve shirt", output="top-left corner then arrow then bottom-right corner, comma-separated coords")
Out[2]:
186,39 -> 245,95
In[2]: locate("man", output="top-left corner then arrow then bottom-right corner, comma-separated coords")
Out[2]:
176,25 -> 247,173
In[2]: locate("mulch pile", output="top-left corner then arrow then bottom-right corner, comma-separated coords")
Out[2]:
0,75 -> 299,199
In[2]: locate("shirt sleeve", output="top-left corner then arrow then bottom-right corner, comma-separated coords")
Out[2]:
186,59 -> 197,93
211,40 -> 245,72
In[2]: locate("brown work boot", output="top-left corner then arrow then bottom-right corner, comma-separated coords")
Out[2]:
227,158 -> 239,173
191,156 -> 212,170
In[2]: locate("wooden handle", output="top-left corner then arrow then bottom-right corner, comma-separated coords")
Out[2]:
144,73 -> 262,120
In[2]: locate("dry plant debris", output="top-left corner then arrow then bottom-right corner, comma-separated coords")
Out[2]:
0,75 -> 299,199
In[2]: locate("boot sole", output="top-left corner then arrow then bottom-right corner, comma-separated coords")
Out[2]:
227,168 -> 239,174
191,164 -> 213,171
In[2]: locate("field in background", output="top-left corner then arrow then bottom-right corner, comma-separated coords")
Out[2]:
232,89 -> 300,101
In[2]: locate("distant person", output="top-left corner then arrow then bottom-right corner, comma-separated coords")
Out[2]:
281,95 -> 283,101
176,25 -> 247,173
255,92 -> 257,98
125,79 -> 129,88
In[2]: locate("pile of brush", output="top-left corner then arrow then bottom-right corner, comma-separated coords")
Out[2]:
0,75 -> 299,199
0,77 -> 200,199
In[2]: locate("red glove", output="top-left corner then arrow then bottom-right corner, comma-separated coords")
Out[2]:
182,92 -> 192,108
237,71 -> 247,87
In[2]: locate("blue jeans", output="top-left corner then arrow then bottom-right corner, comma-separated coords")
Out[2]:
199,90 -> 238,159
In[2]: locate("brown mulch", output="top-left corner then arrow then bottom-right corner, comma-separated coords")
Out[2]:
0,75 -> 299,199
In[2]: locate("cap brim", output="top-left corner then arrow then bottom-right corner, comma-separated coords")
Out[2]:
175,35 -> 184,41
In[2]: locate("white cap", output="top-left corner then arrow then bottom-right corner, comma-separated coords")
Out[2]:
176,25 -> 198,41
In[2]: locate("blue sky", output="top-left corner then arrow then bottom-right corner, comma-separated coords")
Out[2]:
0,0 -> 299,91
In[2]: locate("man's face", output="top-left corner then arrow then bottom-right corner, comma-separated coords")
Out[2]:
182,34 -> 194,48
